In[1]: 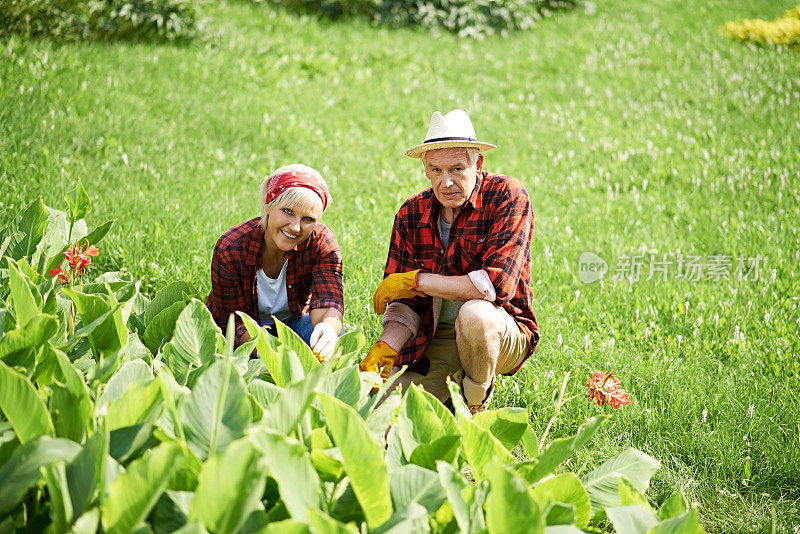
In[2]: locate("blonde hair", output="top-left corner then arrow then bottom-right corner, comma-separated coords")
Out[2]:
259,164 -> 325,231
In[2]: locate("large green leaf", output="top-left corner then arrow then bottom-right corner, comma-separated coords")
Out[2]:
606,505 -> 659,534
7,258 -> 42,326
516,415 -> 610,486
657,490 -> 689,520
273,317 -> 320,374
162,299 -> 219,373
437,462 -> 485,534
531,472 -> 591,527
372,502 -> 430,534
251,429 -> 323,522
459,414 -> 514,481
0,359 -> 54,442
181,360 -> 251,460
43,460 -> 73,531
65,180 -> 92,224
649,507 -> 706,533
484,462 -> 544,534
318,394 -> 392,529
1,197 -> 50,261
96,360 -> 154,415
239,312 -> 284,386
307,508 -> 359,534
0,313 -> 58,365
50,383 -> 86,442
67,424 -> 109,518
190,438 -> 267,534
106,378 -> 164,431
581,447 -> 661,515
102,443 -> 184,534
0,435 -> 81,513
63,287 -> 128,354
396,384 -> 447,461
262,362 -> 327,434
389,464 -> 446,514
318,366 -> 361,407
144,281 -> 195,326
330,328 -> 365,370
143,301 -> 186,354
473,407 -> 529,451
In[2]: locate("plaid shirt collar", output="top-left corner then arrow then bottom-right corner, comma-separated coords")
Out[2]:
418,171 -> 485,228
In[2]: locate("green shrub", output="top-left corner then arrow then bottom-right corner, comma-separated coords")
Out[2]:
0,0 -> 198,41
272,0 -> 583,37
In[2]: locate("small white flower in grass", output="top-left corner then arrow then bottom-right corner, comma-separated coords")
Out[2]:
644,327 -> 650,340
556,333 -> 563,346
609,338 -> 615,351
764,312 -> 770,324
122,154 -> 128,165
635,308 -> 640,322
714,313 -> 719,328
575,290 -> 580,303
677,335 -> 682,347
583,334 -> 590,351
702,408 -> 708,422
747,404 -> 754,419
672,313 -> 678,323
600,341 -> 606,352
771,269 -> 777,283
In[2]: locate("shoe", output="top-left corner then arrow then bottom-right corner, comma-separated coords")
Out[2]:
461,374 -> 494,414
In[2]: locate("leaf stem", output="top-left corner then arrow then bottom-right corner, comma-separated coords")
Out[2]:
539,370 -> 571,450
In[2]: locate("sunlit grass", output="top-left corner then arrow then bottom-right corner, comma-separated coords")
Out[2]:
2,0 -> 799,531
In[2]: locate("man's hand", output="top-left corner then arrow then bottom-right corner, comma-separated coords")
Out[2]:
373,270 -> 423,314
310,322 -> 338,362
358,341 -> 399,383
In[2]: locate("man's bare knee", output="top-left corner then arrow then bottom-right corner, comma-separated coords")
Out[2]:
455,299 -> 503,343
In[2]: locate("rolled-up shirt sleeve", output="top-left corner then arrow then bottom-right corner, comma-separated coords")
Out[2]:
482,191 -> 533,305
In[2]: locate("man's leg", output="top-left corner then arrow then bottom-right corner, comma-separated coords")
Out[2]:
455,300 -> 528,412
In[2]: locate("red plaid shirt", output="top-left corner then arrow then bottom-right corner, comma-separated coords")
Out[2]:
206,217 -> 343,343
384,171 -> 539,375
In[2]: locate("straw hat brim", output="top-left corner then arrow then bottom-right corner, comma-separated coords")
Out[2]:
405,140 -> 496,158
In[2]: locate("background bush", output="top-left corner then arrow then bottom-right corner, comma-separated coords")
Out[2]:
272,0 -> 583,37
721,6 -> 800,48
0,0 -> 198,41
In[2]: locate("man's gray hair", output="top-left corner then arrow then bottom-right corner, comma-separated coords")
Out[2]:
421,147 -> 480,167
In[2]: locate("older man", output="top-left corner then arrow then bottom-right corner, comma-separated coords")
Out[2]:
359,109 -> 539,413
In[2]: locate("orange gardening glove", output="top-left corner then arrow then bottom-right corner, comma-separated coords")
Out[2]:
358,341 -> 399,383
373,270 -> 423,314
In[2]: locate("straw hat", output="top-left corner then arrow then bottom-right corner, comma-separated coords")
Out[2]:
405,109 -> 496,158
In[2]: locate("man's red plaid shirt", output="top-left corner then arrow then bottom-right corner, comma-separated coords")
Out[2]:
206,217 -> 343,343
384,170 -> 539,375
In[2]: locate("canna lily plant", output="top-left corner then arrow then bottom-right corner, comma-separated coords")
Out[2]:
0,185 -> 707,534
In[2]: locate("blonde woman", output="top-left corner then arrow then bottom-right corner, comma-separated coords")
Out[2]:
206,164 -> 343,360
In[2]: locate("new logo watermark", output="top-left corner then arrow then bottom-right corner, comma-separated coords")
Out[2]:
578,252 -> 767,284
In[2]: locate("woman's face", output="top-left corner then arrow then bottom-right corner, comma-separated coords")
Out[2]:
263,201 -> 321,252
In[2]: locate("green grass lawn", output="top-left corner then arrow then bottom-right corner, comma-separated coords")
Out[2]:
2,0 -> 799,531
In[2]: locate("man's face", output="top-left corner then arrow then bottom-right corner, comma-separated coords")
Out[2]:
423,148 -> 482,212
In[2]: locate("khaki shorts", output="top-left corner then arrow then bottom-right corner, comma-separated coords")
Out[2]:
389,305 -> 528,403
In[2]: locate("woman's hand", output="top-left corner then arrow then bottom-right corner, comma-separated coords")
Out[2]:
310,322 -> 338,361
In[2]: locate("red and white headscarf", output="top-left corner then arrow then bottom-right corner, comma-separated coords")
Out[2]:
265,169 -> 331,211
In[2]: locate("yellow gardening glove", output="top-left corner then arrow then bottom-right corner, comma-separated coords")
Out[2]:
373,270 -> 423,314
358,341 -> 399,385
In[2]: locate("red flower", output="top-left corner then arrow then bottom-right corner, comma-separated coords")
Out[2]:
49,265 -> 70,286
587,370 -> 631,409
64,240 -> 99,276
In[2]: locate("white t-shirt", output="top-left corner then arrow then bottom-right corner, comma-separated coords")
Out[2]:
256,262 -> 293,325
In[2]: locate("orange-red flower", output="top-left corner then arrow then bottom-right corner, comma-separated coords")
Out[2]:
64,240 -> 99,276
49,265 -> 70,285
587,370 -> 631,409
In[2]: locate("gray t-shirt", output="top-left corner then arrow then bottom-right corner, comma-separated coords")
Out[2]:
438,217 -> 464,324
